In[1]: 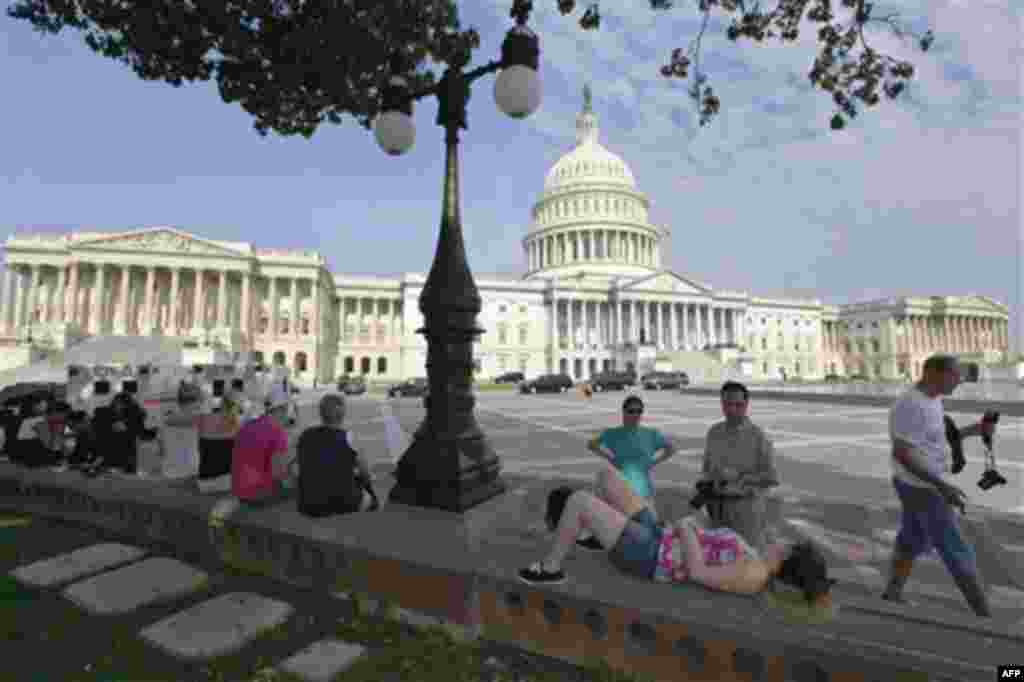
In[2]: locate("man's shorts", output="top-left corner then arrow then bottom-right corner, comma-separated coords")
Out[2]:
892,477 -> 979,579
609,507 -> 663,580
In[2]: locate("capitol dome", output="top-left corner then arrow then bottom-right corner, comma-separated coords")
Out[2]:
543,89 -> 636,190
524,84 -> 666,281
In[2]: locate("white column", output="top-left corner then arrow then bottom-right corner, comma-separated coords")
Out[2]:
168,268 -> 181,335
568,298 -> 576,349
116,266 -> 130,333
90,264 -> 106,334
642,300 -> 650,345
310,280 -> 320,339
194,269 -> 207,332
217,270 -> 229,328
668,302 -> 677,350
10,267 -> 25,332
548,291 -> 557,357
0,267 -> 13,332
694,304 -> 703,348
141,266 -> 155,334
610,300 -> 617,346
240,272 -> 251,336
356,297 -> 364,345
23,265 -> 38,326
292,278 -> 301,339
589,301 -> 598,348
268,277 -> 279,339
53,265 -> 66,325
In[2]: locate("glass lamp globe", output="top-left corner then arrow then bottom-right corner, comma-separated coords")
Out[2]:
374,110 -> 416,156
494,65 -> 541,119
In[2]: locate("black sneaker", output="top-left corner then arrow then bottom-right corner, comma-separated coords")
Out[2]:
518,562 -> 566,586
576,536 -> 605,551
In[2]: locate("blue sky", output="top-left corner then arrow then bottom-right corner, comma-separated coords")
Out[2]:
2,0 -> 1021,350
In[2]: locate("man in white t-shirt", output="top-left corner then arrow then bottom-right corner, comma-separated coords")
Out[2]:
882,354 -> 996,617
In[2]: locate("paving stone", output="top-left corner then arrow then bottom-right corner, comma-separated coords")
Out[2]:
988,585 -> 1024,610
140,592 -> 294,660
10,543 -> 146,588
63,557 -> 208,615
278,639 -> 368,682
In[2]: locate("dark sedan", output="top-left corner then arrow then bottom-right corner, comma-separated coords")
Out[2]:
643,371 -> 689,390
494,371 -> 525,384
339,376 -> 367,395
387,378 -> 429,398
519,373 -> 574,394
589,372 -> 635,391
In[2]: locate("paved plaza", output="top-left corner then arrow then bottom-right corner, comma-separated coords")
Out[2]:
349,389 -> 1024,518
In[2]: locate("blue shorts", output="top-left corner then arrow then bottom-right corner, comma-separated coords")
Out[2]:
609,507 -> 663,580
892,477 -> 979,579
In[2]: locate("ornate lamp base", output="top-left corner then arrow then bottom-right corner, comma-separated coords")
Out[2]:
388,430 -> 506,513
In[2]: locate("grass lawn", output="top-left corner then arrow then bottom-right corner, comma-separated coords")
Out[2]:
0,513 -> 653,682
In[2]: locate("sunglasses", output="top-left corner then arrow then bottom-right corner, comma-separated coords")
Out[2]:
624,408 -> 643,416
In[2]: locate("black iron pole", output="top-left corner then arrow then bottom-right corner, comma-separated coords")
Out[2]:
387,66 -> 506,512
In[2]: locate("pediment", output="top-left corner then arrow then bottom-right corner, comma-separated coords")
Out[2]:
73,228 -> 243,257
620,271 -> 710,295
968,295 -> 1009,314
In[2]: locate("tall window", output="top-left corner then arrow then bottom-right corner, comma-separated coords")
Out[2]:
377,357 -> 387,375
360,357 -> 371,374
497,323 -> 508,345
519,324 -> 528,345
344,356 -> 354,374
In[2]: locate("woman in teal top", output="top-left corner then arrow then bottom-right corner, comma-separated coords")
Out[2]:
587,395 -> 677,536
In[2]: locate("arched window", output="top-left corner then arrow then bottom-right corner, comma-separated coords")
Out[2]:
519,324 -> 528,345
302,317 -> 310,335
584,198 -> 590,213
573,199 -> 579,216
344,356 -> 355,374
280,316 -> 290,335
377,357 -> 388,375
360,357 -> 371,375
259,316 -> 268,334
294,352 -> 308,372
251,350 -> 265,364
497,322 -> 508,345
273,351 -> 286,367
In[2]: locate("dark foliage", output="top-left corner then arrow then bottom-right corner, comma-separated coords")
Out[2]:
8,0 -> 933,135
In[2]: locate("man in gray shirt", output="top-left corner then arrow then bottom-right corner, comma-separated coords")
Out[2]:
701,381 -> 779,553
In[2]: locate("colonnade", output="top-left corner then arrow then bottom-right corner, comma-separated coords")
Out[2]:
820,315 -> 1009,355
527,229 -> 659,271
336,296 -> 404,345
550,297 -> 743,351
0,261 -> 324,341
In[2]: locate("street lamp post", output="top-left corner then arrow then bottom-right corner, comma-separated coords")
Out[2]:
373,1 -> 541,512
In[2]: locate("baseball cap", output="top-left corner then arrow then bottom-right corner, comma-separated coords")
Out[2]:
265,385 -> 290,411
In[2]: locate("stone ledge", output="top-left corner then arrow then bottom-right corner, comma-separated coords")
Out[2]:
1,464 -> 1021,682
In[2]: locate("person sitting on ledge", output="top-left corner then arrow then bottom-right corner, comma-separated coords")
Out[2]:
231,385 -> 293,508
519,463 -> 835,606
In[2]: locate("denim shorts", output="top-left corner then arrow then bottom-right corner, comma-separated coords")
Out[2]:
892,477 -> 979,579
609,507 -> 663,580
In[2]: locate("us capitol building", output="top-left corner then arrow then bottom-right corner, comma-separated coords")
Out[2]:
0,87 -> 1009,385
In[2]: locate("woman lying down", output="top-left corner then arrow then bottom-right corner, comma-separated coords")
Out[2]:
520,463 -> 836,608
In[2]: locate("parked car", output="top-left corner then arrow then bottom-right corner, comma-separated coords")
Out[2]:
643,371 -> 689,390
823,373 -> 843,383
494,371 -> 525,384
519,373 -> 574,394
589,372 -> 636,392
339,376 -> 367,395
387,378 -> 429,398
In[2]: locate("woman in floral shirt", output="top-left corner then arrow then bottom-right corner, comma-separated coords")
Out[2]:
519,463 -> 835,607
